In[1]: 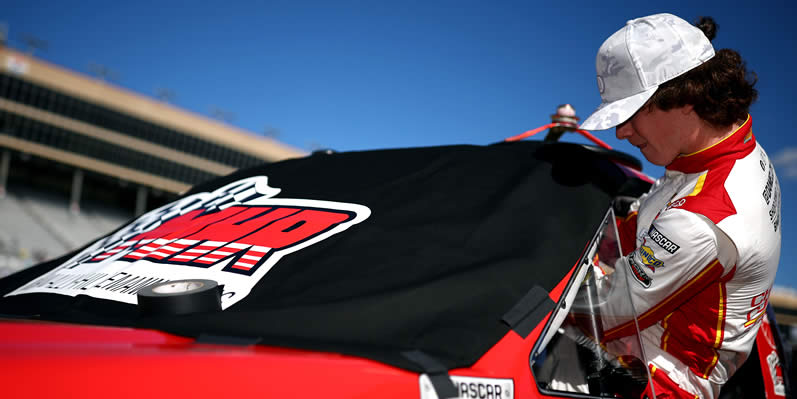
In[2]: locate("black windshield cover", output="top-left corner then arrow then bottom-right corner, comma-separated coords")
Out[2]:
0,141 -> 642,372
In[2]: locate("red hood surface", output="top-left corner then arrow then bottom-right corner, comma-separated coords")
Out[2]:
0,311 -> 562,399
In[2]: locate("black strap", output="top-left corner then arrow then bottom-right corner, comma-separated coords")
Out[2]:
502,285 -> 555,338
402,350 -> 458,399
195,333 -> 262,346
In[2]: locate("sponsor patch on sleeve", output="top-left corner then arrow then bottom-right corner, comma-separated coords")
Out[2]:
636,245 -> 664,272
419,375 -> 513,399
665,198 -> 686,210
626,254 -> 652,288
647,226 -> 680,254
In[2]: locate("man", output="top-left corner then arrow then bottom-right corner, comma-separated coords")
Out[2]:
579,13 -> 782,398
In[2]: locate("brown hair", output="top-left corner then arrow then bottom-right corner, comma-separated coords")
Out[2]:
647,17 -> 758,128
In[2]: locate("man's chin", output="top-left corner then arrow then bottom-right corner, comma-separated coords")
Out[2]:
640,150 -> 672,167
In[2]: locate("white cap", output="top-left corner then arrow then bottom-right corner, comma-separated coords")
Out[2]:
580,13 -> 715,131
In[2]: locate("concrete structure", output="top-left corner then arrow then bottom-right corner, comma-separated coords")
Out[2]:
0,45 -> 303,208
0,45 -> 304,275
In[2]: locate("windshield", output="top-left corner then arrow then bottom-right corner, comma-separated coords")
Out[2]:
0,141 -> 621,375
532,208 -> 654,398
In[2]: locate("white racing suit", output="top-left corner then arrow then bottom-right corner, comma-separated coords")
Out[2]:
612,115 -> 781,398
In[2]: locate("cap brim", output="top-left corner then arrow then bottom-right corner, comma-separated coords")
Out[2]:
579,87 -> 658,131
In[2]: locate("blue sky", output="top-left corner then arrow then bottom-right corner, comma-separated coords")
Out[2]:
5,1 -> 797,288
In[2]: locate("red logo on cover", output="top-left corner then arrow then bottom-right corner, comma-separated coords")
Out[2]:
87,206 -> 354,276
64,176 -> 370,277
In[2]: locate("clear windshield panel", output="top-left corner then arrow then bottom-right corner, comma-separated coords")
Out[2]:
532,208 -> 654,398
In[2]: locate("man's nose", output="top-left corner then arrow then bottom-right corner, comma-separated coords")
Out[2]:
615,122 -> 632,140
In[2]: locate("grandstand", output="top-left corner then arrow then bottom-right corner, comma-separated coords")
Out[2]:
0,45 -> 304,277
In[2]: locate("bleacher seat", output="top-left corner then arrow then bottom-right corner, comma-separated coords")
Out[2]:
0,188 -> 131,277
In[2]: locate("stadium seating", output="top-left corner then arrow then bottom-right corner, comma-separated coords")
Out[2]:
0,188 -> 129,278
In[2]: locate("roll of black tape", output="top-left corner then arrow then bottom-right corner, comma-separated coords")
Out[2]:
137,279 -> 223,316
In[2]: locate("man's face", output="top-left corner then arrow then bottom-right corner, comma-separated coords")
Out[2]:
615,106 -> 687,166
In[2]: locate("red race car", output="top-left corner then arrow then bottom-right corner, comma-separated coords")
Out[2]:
0,112 -> 789,398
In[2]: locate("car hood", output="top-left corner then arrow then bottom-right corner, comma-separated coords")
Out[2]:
0,141 -> 648,376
